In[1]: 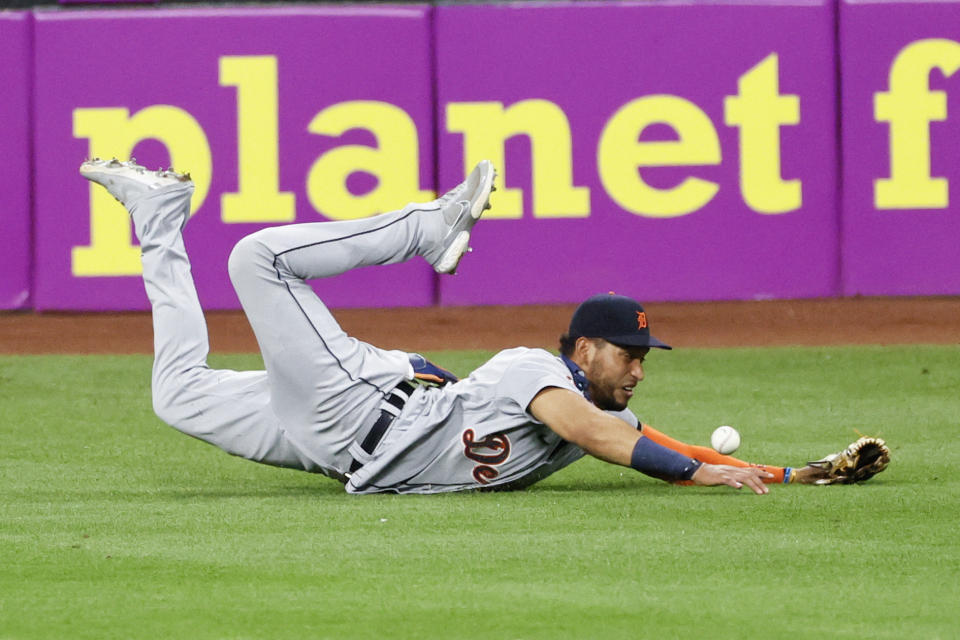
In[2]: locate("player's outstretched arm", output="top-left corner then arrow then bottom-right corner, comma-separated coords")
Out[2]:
529,387 -> 643,466
528,388 -> 771,494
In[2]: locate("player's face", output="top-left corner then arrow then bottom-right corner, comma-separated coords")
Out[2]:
582,341 -> 649,411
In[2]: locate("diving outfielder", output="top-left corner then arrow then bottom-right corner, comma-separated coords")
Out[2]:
79,159 -> 889,494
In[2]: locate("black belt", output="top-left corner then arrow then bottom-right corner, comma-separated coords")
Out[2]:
349,380 -> 416,474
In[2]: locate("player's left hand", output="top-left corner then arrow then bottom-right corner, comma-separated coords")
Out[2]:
409,353 -> 459,386
691,464 -> 773,494
796,436 -> 891,485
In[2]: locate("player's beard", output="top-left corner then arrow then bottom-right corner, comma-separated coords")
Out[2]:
590,385 -> 629,412
581,342 -> 640,412
584,371 -> 635,411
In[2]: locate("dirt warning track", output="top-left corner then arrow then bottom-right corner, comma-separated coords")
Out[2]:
2,297 -> 959,355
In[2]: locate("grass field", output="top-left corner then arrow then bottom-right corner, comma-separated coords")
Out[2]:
1,345 -> 958,639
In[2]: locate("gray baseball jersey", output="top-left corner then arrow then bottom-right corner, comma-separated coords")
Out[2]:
129,176 -> 635,494
347,347 -> 637,494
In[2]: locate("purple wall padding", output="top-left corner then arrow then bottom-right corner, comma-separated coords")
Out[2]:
32,6 -> 435,311
840,0 -> 960,296
14,1 -> 960,310
0,12 -> 32,310
435,1 -> 839,305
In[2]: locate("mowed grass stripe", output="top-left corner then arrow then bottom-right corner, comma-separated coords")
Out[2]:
1,346 -> 957,639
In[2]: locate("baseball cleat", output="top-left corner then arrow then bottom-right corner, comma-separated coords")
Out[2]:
430,160 -> 496,274
79,157 -> 191,207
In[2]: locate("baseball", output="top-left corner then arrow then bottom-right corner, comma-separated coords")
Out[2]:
711,425 -> 741,454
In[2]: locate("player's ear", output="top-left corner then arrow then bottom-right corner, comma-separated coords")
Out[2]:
573,336 -> 598,365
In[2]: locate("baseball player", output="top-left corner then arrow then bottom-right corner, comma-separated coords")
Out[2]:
79,158 -> 889,494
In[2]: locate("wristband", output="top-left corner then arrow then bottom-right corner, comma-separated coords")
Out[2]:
630,436 -> 703,482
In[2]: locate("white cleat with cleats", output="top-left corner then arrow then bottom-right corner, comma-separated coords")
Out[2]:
430,160 -> 497,275
79,158 -> 192,207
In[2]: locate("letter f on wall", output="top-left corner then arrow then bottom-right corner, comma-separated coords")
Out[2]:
874,39 -> 960,209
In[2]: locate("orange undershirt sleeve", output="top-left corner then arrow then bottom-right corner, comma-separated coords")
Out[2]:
640,424 -> 786,484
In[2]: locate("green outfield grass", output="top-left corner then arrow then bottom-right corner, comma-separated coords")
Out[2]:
1,346 -> 958,639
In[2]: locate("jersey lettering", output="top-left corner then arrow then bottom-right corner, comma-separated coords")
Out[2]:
462,429 -> 512,484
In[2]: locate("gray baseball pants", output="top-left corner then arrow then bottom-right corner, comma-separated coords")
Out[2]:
130,182 -> 444,478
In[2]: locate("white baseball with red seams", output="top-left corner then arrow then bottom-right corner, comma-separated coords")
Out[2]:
711,425 -> 741,455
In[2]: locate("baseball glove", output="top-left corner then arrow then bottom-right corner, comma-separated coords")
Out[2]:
807,436 -> 891,485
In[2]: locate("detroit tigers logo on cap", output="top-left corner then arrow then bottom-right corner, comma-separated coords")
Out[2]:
568,293 -> 671,350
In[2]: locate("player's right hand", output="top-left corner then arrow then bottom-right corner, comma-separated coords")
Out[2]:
691,464 -> 773,495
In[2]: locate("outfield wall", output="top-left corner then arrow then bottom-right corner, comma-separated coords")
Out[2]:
32,6 -> 436,310
1,12 -> 32,310
840,2 -> 960,297
435,2 -> 839,305
2,0 -> 959,310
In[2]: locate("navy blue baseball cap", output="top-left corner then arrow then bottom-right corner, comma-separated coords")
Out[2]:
568,293 -> 671,350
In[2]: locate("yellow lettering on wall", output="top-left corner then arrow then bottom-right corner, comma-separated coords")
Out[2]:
219,56 -> 295,223
306,101 -> 431,220
724,53 -> 801,214
875,39 -> 960,209
72,107 -> 212,276
598,96 -> 720,218
446,100 -> 589,218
